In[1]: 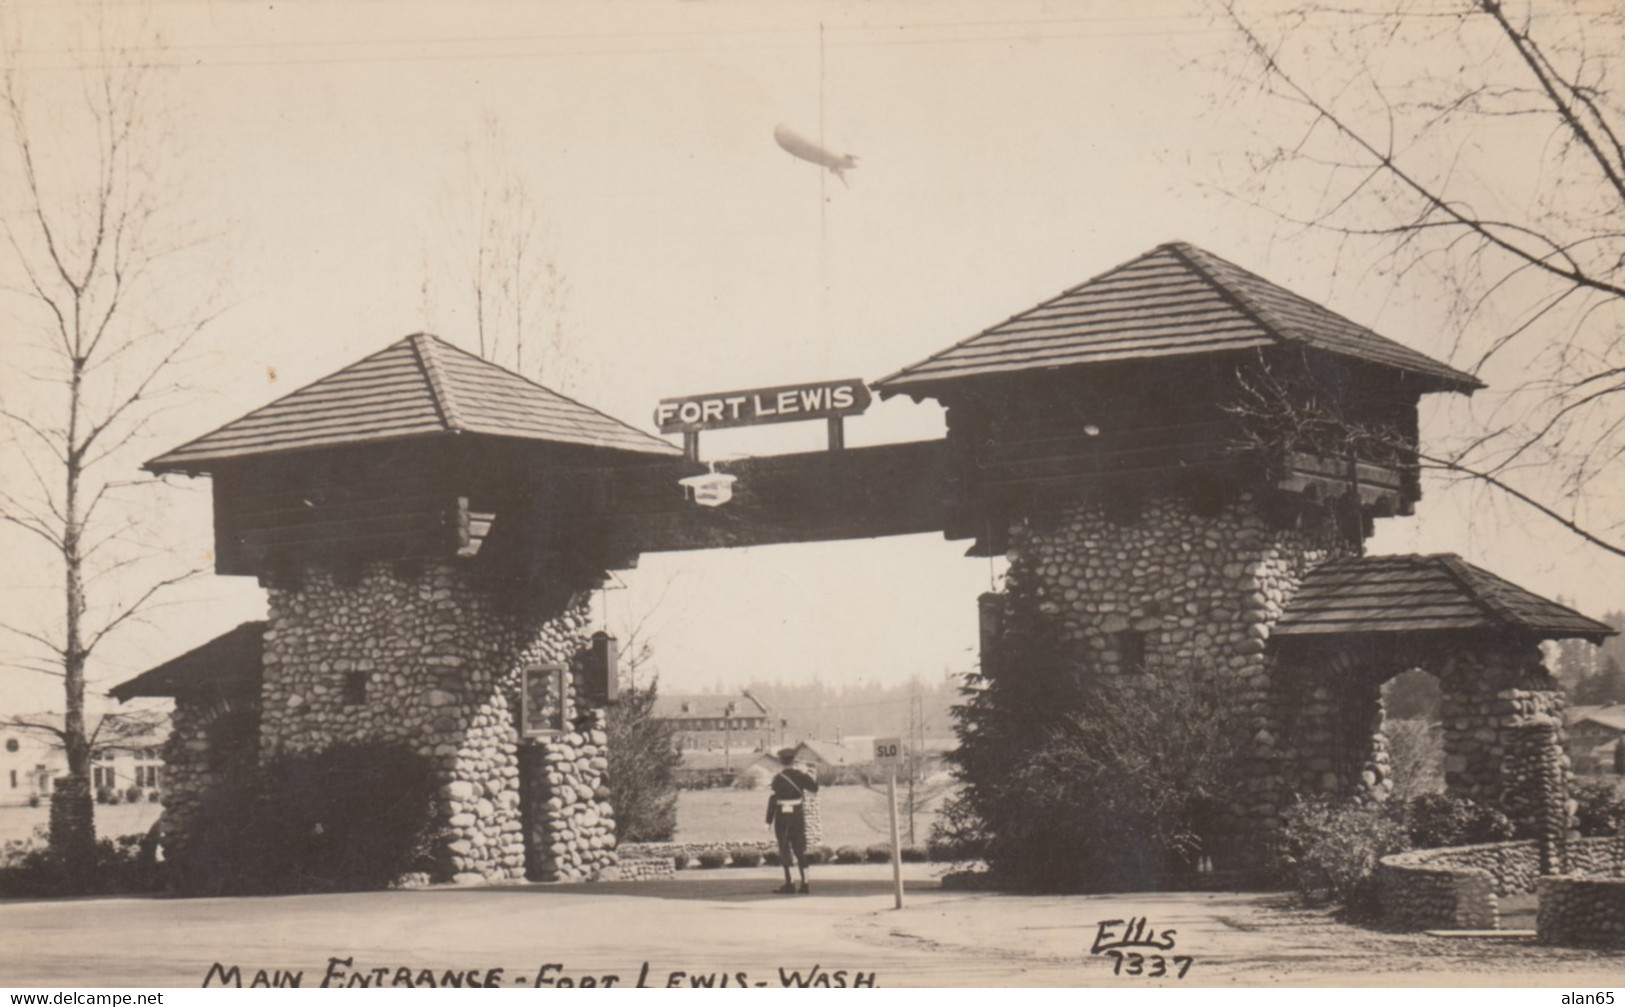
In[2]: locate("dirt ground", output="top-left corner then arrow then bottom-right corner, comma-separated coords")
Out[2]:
2,866 -> 1618,988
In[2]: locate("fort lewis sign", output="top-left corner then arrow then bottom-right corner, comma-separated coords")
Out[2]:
654,379 -> 870,433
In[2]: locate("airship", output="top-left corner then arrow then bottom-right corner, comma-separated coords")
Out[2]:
773,123 -> 859,186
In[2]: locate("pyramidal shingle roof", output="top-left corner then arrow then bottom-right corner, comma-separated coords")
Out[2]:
147,334 -> 681,472
875,241 -> 1484,395
110,621 -> 265,701
1275,554 -> 1615,643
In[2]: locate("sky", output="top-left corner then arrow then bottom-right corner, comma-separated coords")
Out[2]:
1,0 -> 1622,719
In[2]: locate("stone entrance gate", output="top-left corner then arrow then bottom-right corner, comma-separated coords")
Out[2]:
116,241 -> 1613,886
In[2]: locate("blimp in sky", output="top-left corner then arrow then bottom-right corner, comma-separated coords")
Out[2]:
773,123 -> 859,186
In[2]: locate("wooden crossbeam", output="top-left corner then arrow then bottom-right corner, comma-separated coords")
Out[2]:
587,439 -> 952,556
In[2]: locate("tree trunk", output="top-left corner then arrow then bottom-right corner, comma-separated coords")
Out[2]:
57,355 -> 96,876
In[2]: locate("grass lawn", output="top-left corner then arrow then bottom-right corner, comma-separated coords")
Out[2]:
0,784 -> 956,852
675,783 -> 955,849
0,800 -> 163,847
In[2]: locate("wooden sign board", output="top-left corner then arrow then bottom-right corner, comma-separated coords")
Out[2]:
655,379 -> 871,434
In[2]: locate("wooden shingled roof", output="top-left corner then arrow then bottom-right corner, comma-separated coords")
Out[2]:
147,334 -> 681,473
110,621 -> 265,701
874,242 -> 1483,396
1275,554 -> 1615,643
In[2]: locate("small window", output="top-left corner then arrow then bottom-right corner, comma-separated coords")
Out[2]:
342,672 -> 369,705
8,770 -> 15,789
1117,630 -> 1148,673
4,739 -> 17,753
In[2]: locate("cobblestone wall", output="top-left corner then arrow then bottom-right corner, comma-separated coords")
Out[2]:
1270,647 -> 1390,806
257,559 -> 610,884
1568,835 -> 1625,878
1379,837 -> 1625,933
1376,850 -> 1501,930
1537,877 -> 1625,947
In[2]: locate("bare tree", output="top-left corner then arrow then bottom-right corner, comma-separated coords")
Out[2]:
1205,0 -> 1625,557
421,117 -> 578,392
0,12 -> 219,869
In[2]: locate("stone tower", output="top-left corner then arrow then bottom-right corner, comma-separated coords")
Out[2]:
142,334 -> 681,884
875,241 -> 1612,865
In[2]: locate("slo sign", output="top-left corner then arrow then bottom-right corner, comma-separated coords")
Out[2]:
655,379 -> 871,434
873,737 -> 903,768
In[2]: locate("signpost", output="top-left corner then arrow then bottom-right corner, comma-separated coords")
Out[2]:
873,736 -> 905,910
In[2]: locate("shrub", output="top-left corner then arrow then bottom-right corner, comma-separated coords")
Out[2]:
26,794 -> 39,809
124,785 -> 144,804
148,790 -> 163,803
944,569 -> 1248,892
695,850 -> 729,869
106,789 -> 122,806
178,744 -> 445,895
0,830 -> 163,898
94,787 -> 112,805
900,845 -> 929,863
1402,793 -> 1513,848
865,844 -> 892,864
672,851 -> 690,870
1573,778 -> 1625,837
834,845 -> 864,864
730,849 -> 763,868
803,845 -> 834,865
1271,797 -> 1409,917
763,849 -> 781,866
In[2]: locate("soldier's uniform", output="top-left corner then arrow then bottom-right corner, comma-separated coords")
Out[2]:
766,760 -> 819,893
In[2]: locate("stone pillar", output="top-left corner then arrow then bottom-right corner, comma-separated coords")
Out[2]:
1439,643 -> 1567,833
1439,645 -> 1524,804
1504,720 -> 1568,874
520,729 -> 617,881
803,790 -> 824,849
259,558 -> 612,884
1005,490 -> 1353,867
156,695 -> 259,884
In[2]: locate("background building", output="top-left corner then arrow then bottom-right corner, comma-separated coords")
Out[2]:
652,693 -> 773,751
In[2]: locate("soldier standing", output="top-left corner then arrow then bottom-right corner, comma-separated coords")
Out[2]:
766,748 -> 819,894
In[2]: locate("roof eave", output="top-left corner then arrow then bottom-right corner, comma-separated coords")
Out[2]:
144,429 -> 466,477
146,426 -> 683,476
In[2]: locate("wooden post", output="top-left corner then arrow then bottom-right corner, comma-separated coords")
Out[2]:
827,416 -> 845,452
887,769 -> 903,910
683,431 -> 701,462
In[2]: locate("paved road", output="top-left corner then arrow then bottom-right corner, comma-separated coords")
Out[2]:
1,866 -> 1617,988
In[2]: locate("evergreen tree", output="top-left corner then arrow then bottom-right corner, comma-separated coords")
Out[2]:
605,681 -> 682,843
1573,655 -> 1625,707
